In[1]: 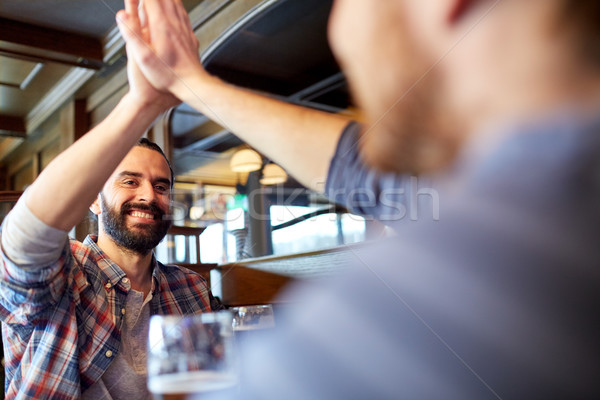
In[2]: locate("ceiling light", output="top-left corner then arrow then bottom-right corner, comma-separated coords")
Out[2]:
260,163 -> 288,185
189,206 -> 205,220
230,149 -> 262,172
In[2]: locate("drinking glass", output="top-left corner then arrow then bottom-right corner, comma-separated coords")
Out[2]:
147,311 -> 237,399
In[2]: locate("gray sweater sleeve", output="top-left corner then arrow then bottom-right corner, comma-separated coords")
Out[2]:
1,193 -> 69,268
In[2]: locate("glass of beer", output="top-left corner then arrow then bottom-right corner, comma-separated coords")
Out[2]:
147,311 -> 237,399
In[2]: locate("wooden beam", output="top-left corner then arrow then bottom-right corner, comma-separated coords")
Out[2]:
0,115 -> 26,137
0,17 -> 103,69
0,48 -> 101,70
0,191 -> 23,202
27,67 -> 95,135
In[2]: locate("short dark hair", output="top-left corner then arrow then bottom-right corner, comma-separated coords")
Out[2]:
135,138 -> 174,187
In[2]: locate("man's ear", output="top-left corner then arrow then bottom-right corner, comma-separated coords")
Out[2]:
447,0 -> 477,24
90,196 -> 102,216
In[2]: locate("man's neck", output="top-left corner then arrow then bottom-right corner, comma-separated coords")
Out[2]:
96,234 -> 154,296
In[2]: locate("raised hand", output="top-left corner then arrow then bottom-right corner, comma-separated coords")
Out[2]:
117,0 -> 180,111
116,0 -> 210,98
126,45 -> 181,112
118,0 -> 350,194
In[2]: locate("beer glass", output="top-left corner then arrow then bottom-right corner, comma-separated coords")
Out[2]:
147,311 -> 237,399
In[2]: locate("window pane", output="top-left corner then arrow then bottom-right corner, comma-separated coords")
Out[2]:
271,205 -> 365,255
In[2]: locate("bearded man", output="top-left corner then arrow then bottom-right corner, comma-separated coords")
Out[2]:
0,50 -> 221,399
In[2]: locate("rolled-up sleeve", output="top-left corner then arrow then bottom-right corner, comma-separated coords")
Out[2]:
0,196 -> 71,325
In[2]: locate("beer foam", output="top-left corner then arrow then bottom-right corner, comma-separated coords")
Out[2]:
148,371 -> 237,394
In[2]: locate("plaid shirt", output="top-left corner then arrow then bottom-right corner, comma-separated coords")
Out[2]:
0,234 -> 220,399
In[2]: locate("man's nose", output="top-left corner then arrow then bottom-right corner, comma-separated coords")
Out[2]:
136,181 -> 157,202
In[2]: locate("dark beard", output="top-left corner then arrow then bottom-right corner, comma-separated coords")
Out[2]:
100,196 -> 172,255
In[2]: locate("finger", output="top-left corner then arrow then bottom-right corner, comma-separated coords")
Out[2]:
124,0 -> 139,14
171,0 -> 192,34
123,0 -> 144,33
178,2 -> 198,49
143,0 -> 174,31
138,0 -> 147,30
117,17 -> 156,74
181,0 -> 194,34
169,0 -> 199,54
143,0 -> 184,59
116,10 -> 143,50
141,26 -> 150,46
144,0 -> 187,38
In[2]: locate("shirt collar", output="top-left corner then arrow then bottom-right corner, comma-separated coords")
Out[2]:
84,234 -> 161,292
151,257 -> 162,294
84,235 -> 126,285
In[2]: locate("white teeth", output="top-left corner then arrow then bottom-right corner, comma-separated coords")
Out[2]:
131,211 -> 153,219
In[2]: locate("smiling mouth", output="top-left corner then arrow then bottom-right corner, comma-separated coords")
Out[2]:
129,210 -> 155,220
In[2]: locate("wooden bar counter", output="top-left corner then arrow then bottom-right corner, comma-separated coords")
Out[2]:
213,244 -> 362,307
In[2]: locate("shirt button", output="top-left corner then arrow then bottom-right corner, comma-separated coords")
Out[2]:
122,278 -> 129,284
121,308 -> 126,315
105,282 -> 112,289
105,350 -> 113,358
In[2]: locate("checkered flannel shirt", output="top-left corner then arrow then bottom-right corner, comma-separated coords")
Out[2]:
0,234 -> 221,399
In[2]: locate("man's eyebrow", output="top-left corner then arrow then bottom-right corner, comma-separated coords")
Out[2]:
118,171 -> 143,178
155,177 -> 172,187
117,171 -> 171,186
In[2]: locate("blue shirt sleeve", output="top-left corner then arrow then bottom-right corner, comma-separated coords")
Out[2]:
325,122 -> 438,224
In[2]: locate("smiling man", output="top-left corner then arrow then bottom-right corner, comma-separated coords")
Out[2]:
91,140 -> 175,296
0,41 -> 221,400
97,142 -> 174,255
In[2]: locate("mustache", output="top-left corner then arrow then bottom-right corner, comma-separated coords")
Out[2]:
120,201 -> 166,220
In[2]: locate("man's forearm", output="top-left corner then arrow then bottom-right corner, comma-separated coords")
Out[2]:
24,93 -> 164,231
174,74 -> 350,192
118,0 -> 351,192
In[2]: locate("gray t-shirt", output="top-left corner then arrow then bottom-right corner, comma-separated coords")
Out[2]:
83,289 -> 153,400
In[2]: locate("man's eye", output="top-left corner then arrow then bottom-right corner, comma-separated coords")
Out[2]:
155,185 -> 168,192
